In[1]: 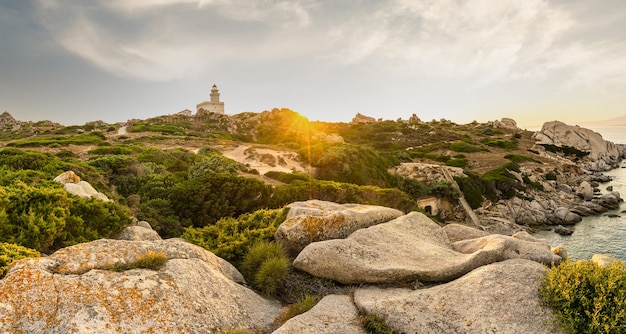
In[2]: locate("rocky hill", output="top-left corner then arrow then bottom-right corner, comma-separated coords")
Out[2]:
0,109 -> 625,332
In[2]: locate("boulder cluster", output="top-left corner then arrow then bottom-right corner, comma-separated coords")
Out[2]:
1,200 -> 564,333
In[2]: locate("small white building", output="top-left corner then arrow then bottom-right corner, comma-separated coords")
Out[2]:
196,84 -> 225,115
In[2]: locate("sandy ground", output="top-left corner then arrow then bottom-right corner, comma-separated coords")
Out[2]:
221,144 -> 308,176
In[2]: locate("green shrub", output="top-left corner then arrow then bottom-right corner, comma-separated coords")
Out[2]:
454,173 -> 485,209
449,141 -> 483,153
540,259 -> 626,333
109,251 -> 168,272
276,295 -> 320,325
0,242 -> 40,278
539,144 -> 590,159
504,154 -> 540,164
480,137 -> 518,150
545,170 -> 557,181
187,153 -> 241,179
183,208 -> 289,264
446,158 -> 469,168
361,314 -> 396,334
240,241 -> 290,295
264,171 -> 313,184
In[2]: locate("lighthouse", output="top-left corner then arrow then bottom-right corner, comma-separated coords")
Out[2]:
196,84 -> 225,115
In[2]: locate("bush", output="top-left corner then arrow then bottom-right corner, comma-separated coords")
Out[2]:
545,170 -> 557,181
361,314 -> 396,334
0,242 -> 40,278
182,208 -> 289,264
240,241 -> 290,296
454,173 -> 485,209
449,141 -> 483,153
540,259 -> 626,333
276,295 -> 320,325
108,251 -> 168,272
264,171 -> 313,184
446,158 -> 468,168
187,153 -> 241,179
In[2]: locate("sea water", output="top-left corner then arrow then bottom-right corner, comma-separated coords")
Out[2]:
533,125 -> 626,261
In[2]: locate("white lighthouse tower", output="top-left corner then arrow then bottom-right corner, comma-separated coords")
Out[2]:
196,84 -> 225,115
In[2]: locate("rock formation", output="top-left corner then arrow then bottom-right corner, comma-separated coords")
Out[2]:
275,200 -> 403,256
54,171 -> 110,201
273,294 -> 366,334
293,212 -> 560,284
351,113 -> 376,123
354,259 -> 561,333
533,121 -> 626,171
0,239 -> 281,333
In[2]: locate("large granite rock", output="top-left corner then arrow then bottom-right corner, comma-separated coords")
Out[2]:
533,121 -> 626,171
272,294 -> 366,334
293,212 -> 560,284
275,200 -> 403,256
576,181 -> 594,200
354,259 -> 562,334
0,239 -> 281,333
54,171 -> 110,201
442,223 -> 489,243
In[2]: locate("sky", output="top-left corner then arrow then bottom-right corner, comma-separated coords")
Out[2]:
1,0 -> 626,129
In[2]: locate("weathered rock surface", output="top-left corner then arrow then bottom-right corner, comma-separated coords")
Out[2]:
591,253 -> 622,267
0,239 -> 281,333
54,171 -> 110,201
293,212 -> 561,284
115,224 -> 161,241
354,259 -> 562,334
275,200 -> 403,256
452,234 -> 561,266
272,294 -> 366,334
442,223 -> 489,243
576,181 -> 594,200
390,163 -> 465,183
533,121 -> 626,171
554,206 -> 582,224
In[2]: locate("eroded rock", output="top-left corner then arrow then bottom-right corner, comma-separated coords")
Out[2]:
0,239 -> 280,333
293,212 -> 560,284
272,294 -> 366,334
354,259 -> 562,334
275,200 -> 403,256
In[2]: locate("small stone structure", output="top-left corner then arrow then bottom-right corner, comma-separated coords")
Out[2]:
196,84 -> 225,115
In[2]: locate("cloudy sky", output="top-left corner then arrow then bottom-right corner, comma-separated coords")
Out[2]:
1,0 -> 626,128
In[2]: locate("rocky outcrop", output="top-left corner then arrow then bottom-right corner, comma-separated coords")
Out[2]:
354,259 -> 562,333
115,221 -> 161,241
54,171 -> 110,201
293,212 -> 560,284
0,239 -> 281,333
351,113 -> 377,123
442,223 -> 489,243
533,121 -> 626,171
489,117 -> 518,130
591,254 -> 622,267
275,200 -> 403,256
273,294 -> 366,334
390,163 -> 465,183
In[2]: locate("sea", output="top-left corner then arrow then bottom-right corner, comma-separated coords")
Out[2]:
532,125 -> 626,261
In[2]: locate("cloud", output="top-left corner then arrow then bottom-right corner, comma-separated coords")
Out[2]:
35,0 -> 312,80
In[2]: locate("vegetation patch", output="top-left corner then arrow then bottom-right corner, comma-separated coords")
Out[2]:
504,154 -> 541,164
239,241 -> 290,296
446,158 -> 469,168
0,242 -> 40,278
540,259 -> 626,333
361,314 -> 396,334
7,133 -> 104,147
108,250 -> 168,272
275,294 -> 320,325
449,141 -> 484,153
264,171 -> 313,184
539,144 -> 590,160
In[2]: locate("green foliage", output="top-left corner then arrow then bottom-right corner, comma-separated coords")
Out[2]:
0,242 -> 40,278
540,259 -> 626,334
264,171 -> 313,184
171,174 -> 272,228
545,170 -> 557,181
271,180 -> 416,213
188,153 -> 240,179
449,141 -> 483,153
446,158 -> 469,168
183,208 -> 289,264
109,251 -> 168,272
481,162 -> 521,200
361,314 -> 396,334
397,178 -> 459,202
539,144 -> 590,159
480,137 -> 518,150
130,121 -> 192,135
276,295 -> 320,325
301,143 -> 397,187
454,173 -> 486,209
240,241 -> 290,296
504,154 -> 541,164
88,145 -> 135,155
0,181 -> 130,253
7,133 -> 104,147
